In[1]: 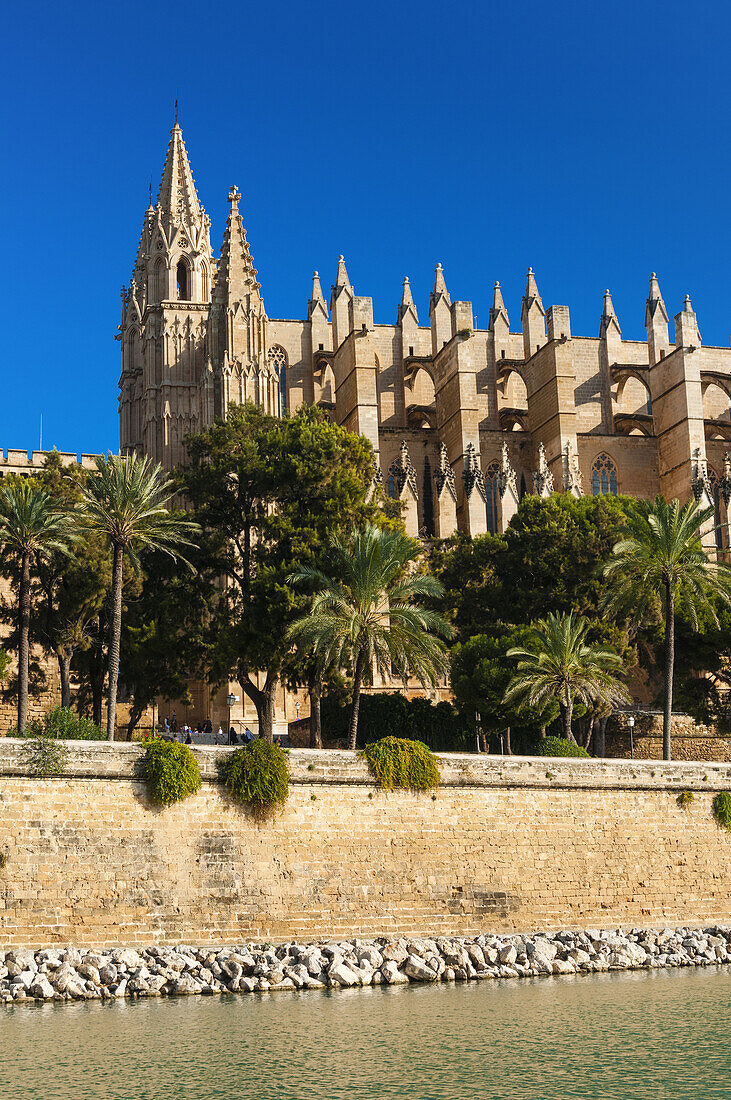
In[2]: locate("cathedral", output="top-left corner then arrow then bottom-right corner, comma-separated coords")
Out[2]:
116,123 -> 731,730
120,124 -> 731,554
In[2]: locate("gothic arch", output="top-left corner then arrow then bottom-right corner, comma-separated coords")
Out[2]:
498,365 -> 528,410
702,382 -> 731,423
154,257 -> 167,303
267,345 -> 288,415
319,363 -> 336,406
615,374 -> 651,416
591,452 -> 618,496
200,261 -> 210,302
176,257 -> 191,301
485,461 -> 500,533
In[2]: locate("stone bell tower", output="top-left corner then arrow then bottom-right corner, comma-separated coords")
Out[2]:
119,123 -> 215,468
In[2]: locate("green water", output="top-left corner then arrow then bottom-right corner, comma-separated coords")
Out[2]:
1,968 -> 729,1099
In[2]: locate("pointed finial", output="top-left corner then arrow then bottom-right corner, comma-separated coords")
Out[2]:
174,98 -> 178,126
227,186 -> 241,208
684,293 -> 693,311
492,281 -> 505,310
648,272 -> 662,299
402,276 -> 414,305
310,270 -> 325,305
148,178 -> 152,207
335,255 -> 351,289
433,263 -> 448,293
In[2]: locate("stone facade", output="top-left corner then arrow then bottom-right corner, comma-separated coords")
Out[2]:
121,126 -> 731,551
1,743 -> 730,949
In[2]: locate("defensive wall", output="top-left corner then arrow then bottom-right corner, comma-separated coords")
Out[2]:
0,743 -> 730,949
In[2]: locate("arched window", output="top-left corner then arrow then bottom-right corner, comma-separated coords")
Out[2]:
201,263 -> 210,302
176,260 -> 189,301
485,462 -> 500,534
387,474 -> 397,499
708,468 -> 724,550
267,346 -> 288,415
422,457 -> 435,537
591,453 -> 618,496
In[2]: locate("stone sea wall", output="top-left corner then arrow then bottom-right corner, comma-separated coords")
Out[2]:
0,743 -> 730,949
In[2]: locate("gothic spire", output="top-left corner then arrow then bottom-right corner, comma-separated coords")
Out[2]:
600,288 -> 621,336
213,185 -> 263,310
430,263 -> 451,309
489,280 -> 510,329
523,267 -> 543,312
645,271 -> 669,324
398,276 -> 419,324
156,124 -> 203,228
309,270 -> 327,320
335,254 -> 352,290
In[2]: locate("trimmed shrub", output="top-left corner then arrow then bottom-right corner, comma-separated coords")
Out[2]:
144,739 -> 202,806
220,740 -> 289,812
532,736 -> 590,759
712,791 -> 731,831
23,707 -> 104,741
363,736 -> 440,791
678,790 -> 695,808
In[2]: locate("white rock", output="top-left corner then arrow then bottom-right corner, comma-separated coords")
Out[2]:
403,955 -> 438,982
380,961 -> 409,984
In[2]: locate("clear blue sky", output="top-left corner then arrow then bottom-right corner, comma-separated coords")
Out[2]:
3,0 -> 729,455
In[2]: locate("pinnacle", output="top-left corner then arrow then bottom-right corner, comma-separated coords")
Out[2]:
401,276 -> 414,306
432,263 -> 450,305
492,281 -> 506,311
156,123 -> 203,227
335,255 -> 352,289
524,267 -> 541,302
310,270 -> 325,305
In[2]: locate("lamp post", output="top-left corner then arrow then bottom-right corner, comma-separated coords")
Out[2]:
227,692 -> 236,743
627,714 -> 635,760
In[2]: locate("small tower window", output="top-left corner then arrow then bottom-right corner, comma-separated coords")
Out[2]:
176,260 -> 190,301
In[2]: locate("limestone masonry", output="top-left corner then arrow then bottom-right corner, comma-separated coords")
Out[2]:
0,744 -> 729,950
120,125 -> 731,552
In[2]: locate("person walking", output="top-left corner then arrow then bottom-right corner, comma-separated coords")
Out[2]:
216,725 -> 223,744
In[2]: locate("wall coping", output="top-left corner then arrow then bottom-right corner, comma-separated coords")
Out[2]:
1,741 -> 730,791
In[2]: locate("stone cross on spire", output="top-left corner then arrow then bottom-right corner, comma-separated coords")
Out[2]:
228,186 -> 241,208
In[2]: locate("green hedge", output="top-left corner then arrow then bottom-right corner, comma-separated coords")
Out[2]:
22,707 -> 104,741
322,693 -> 471,752
144,739 -> 202,806
532,736 -> 591,758
363,736 -> 440,791
712,791 -> 731,830
220,740 -> 289,812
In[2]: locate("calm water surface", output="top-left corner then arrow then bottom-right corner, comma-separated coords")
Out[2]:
1,968 -> 729,1099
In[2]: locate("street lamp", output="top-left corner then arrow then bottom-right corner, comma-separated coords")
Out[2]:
295,701 -> 300,722
227,692 -> 236,743
627,714 -> 635,759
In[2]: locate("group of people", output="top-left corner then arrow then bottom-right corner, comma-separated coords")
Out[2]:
158,712 -> 255,746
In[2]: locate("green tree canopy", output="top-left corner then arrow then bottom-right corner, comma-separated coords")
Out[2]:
602,495 -> 731,759
288,524 -> 453,749
504,611 -> 630,742
179,403 -> 385,740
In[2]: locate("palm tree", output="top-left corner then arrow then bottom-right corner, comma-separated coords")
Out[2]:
504,611 -> 629,743
80,454 -> 198,741
0,481 -> 77,733
602,495 -> 731,761
288,524 -> 453,749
